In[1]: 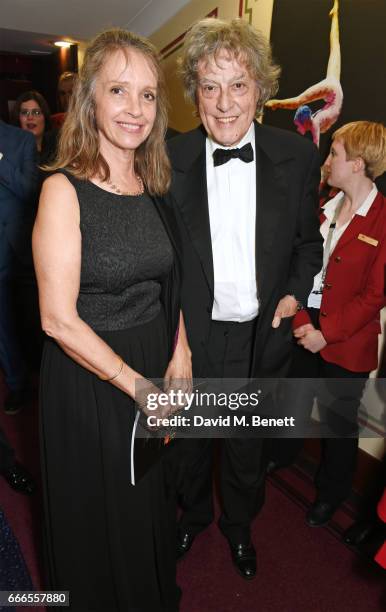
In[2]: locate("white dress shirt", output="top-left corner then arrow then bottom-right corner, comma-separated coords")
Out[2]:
308,183 -> 378,309
206,122 -> 259,322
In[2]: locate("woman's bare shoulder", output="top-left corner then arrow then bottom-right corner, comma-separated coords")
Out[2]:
41,171 -> 76,192
38,172 -> 80,223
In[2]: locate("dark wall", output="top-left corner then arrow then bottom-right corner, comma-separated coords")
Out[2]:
0,45 -> 78,122
265,0 -> 386,160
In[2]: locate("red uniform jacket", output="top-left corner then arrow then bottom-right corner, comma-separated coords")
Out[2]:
294,191 -> 386,372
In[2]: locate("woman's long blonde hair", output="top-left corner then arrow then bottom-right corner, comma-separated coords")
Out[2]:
46,29 -> 171,195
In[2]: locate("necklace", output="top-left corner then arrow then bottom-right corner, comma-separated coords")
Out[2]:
106,174 -> 144,196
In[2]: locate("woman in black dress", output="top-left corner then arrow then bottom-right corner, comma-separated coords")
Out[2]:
32,29 -> 191,612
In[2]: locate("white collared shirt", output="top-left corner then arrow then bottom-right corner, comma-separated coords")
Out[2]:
206,122 -> 258,322
307,183 -> 378,308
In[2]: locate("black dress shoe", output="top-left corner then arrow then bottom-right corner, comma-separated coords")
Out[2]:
306,500 -> 338,527
266,460 -> 279,475
343,519 -> 377,546
229,542 -> 256,580
1,463 -> 35,495
4,387 -> 32,415
176,531 -> 195,560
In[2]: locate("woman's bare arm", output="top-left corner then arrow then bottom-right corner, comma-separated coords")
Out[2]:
164,311 -> 192,392
32,173 -> 145,398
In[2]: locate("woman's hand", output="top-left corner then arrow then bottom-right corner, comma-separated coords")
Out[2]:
136,377 -> 188,436
136,380 -> 175,420
164,311 -> 192,396
164,342 -> 192,395
297,329 -> 327,353
293,323 -> 315,338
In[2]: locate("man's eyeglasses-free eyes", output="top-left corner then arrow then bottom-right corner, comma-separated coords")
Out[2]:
20,109 -> 43,117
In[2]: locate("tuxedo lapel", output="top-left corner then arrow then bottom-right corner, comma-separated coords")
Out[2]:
152,195 -> 180,258
254,127 -> 290,302
174,148 -> 214,295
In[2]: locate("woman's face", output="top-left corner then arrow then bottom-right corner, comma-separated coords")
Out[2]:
324,138 -> 358,190
94,48 -> 158,157
19,99 -> 45,140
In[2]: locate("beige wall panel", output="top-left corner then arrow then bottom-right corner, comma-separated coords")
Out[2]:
359,438 -> 385,460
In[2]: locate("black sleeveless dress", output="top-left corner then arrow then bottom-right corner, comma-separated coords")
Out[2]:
40,173 -> 180,612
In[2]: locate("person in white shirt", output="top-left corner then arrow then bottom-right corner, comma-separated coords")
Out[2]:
166,17 -> 322,579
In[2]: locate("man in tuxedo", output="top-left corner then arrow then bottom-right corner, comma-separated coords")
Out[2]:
166,18 -> 322,578
0,122 -> 38,413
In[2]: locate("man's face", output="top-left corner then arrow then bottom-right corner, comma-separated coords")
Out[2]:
196,49 -> 260,147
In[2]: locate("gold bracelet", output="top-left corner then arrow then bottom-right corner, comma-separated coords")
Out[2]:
98,357 -> 124,381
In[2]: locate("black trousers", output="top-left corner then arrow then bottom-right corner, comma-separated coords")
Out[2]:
270,308 -> 369,505
0,426 -> 16,472
176,317 -> 265,544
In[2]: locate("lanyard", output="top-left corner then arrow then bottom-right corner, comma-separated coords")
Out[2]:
317,198 -> 345,292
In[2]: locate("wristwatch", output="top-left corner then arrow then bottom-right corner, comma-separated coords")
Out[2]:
289,294 -> 304,311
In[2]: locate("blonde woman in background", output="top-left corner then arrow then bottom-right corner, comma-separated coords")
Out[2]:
293,121 -> 386,526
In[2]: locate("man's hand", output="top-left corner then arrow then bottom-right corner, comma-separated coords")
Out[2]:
297,329 -> 327,353
272,295 -> 298,328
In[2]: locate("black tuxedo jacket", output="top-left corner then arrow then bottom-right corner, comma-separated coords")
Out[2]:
166,121 -> 323,377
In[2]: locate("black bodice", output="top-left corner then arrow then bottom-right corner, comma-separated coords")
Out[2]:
58,172 -> 173,331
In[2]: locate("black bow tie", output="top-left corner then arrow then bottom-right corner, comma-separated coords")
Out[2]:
213,142 -> 254,167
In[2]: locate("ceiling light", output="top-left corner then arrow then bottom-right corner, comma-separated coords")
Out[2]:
54,41 -> 72,48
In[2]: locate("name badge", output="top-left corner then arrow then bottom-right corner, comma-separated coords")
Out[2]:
358,233 -> 378,247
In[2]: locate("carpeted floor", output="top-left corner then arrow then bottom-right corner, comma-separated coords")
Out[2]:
0,380 -> 44,612
177,474 -> 386,612
0,383 -> 385,612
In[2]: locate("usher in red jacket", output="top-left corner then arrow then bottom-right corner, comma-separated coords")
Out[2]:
294,192 -> 386,372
